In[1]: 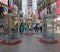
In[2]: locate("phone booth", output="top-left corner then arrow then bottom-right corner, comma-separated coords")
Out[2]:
2,13 -> 20,44
38,14 -> 58,44
42,14 -> 54,42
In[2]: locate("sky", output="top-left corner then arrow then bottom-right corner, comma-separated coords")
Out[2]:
22,0 -> 37,15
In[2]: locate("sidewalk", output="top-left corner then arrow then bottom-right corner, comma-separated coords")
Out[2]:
0,31 -> 60,52
0,35 -> 60,52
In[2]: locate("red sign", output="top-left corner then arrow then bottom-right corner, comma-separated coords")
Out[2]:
56,0 -> 60,5
57,8 -> 60,14
56,0 -> 60,14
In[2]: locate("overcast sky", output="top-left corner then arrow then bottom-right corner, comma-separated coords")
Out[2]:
22,0 -> 37,14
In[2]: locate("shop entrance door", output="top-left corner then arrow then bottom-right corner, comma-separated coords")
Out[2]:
4,13 -> 19,43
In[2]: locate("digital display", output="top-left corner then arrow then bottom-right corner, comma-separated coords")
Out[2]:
9,0 -> 14,8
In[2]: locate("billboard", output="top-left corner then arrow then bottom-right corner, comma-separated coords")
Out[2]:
56,0 -> 60,14
28,0 -> 32,18
56,0 -> 60,5
9,0 -> 14,8
0,0 -> 8,5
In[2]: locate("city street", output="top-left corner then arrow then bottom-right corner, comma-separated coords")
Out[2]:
0,32 -> 60,52
0,0 -> 60,52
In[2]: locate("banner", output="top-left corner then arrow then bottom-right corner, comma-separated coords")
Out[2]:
35,9 -> 39,18
9,0 -> 14,8
28,0 -> 32,18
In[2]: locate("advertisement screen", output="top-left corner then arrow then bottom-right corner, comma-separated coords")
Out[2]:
0,0 -> 8,5
57,8 -> 60,14
56,0 -> 60,4
9,0 -> 14,8
56,0 -> 60,14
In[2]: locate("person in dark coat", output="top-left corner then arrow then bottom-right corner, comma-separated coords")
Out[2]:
35,23 -> 38,32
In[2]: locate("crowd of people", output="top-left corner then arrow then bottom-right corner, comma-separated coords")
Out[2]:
19,22 -> 42,35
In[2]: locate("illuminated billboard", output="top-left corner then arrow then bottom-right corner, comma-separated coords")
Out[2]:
9,0 -> 14,8
28,0 -> 32,18
56,0 -> 60,14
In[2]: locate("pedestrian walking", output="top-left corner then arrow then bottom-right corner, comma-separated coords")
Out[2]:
19,23 -> 24,34
35,23 -> 38,32
40,22 -> 42,33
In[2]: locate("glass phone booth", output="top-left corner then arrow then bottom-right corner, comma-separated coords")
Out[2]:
4,13 -> 19,44
42,14 -> 54,42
